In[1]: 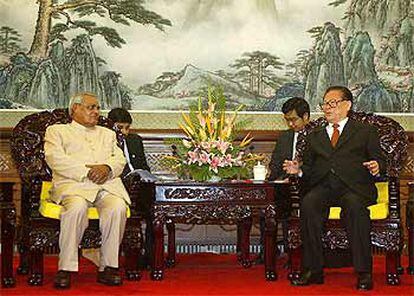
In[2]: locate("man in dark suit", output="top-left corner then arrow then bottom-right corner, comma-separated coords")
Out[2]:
108,108 -> 155,268
268,97 -> 310,180
256,98 -> 310,264
284,86 -> 386,291
108,108 -> 151,176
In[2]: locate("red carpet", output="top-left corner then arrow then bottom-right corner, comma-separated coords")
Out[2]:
2,254 -> 414,295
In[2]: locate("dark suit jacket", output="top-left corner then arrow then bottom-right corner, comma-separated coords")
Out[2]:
268,130 -> 295,181
122,133 -> 150,175
301,119 -> 386,206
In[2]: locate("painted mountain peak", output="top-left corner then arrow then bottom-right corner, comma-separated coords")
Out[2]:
0,0 -> 413,112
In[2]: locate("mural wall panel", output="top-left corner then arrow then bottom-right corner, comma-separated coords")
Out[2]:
0,0 -> 412,113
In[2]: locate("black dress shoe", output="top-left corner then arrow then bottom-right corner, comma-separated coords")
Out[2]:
291,270 -> 324,286
54,270 -> 71,289
97,266 -> 123,286
357,272 -> 373,291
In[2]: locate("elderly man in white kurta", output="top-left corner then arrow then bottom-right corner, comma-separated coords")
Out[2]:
44,93 -> 130,289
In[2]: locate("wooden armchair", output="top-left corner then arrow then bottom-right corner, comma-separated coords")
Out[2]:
287,111 -> 408,285
10,109 -> 143,285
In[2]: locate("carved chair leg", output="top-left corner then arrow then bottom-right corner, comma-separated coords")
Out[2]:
28,249 -> 44,286
396,253 -> 404,275
238,216 -> 252,268
386,251 -> 400,285
408,224 -> 414,275
17,244 -> 30,275
122,221 -> 143,280
1,205 -> 16,288
166,221 -> 176,267
288,247 -> 301,281
124,248 -> 142,281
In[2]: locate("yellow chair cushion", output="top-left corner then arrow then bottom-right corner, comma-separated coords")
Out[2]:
328,182 -> 389,220
39,181 -> 130,220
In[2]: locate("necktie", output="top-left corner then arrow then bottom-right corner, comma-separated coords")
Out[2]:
331,123 -> 340,147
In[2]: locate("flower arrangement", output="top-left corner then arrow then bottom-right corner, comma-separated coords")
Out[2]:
165,86 -> 261,181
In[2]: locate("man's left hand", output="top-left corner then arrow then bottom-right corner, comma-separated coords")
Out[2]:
86,164 -> 111,184
362,160 -> 380,176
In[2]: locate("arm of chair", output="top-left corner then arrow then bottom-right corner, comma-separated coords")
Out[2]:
387,176 -> 401,220
288,175 -> 301,218
122,174 -> 155,218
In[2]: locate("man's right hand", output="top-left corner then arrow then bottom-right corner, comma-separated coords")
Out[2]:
282,160 -> 300,175
86,164 -> 111,184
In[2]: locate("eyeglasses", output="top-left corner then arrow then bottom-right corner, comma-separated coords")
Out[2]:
79,103 -> 100,111
319,99 -> 346,109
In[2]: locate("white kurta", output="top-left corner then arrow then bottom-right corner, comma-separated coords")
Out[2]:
44,121 -> 130,205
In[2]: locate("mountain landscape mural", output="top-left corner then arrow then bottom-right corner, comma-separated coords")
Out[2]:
0,0 -> 412,112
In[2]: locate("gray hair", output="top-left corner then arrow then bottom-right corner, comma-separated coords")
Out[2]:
68,92 -> 97,116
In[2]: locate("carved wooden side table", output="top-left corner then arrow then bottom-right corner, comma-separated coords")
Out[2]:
407,181 -> 414,275
150,180 -> 286,281
1,182 -> 16,287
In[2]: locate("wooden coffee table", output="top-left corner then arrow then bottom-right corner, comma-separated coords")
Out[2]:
150,180 -> 288,281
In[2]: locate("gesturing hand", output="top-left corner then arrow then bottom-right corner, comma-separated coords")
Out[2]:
86,164 -> 111,184
282,159 -> 300,175
362,160 -> 380,176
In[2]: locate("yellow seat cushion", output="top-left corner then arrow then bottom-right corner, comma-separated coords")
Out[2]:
39,181 -> 130,220
328,182 -> 389,220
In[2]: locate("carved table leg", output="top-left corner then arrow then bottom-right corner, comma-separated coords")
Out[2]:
151,211 -> 165,281
28,249 -> 44,286
238,216 -> 252,268
236,223 -> 242,255
386,251 -> 400,285
264,205 -> 277,281
1,182 -> 16,288
166,221 -> 176,267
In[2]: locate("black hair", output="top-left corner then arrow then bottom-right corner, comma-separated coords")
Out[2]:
281,97 -> 310,118
324,85 -> 353,103
108,108 -> 132,124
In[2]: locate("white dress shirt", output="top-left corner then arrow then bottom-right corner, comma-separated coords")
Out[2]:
326,117 -> 349,140
292,132 -> 298,160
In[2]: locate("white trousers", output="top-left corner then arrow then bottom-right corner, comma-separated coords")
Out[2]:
58,193 -> 127,272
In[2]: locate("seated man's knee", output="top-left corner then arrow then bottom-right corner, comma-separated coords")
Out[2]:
301,193 -> 319,214
62,196 -> 89,215
341,193 -> 369,216
107,196 -> 127,215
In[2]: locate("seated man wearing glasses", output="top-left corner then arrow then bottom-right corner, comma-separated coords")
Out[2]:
44,93 -> 130,289
284,86 -> 386,291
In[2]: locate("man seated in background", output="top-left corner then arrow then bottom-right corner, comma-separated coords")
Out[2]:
108,107 -> 156,268
284,86 -> 386,291
257,97 -> 310,264
44,93 -> 130,289
268,97 -> 310,181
